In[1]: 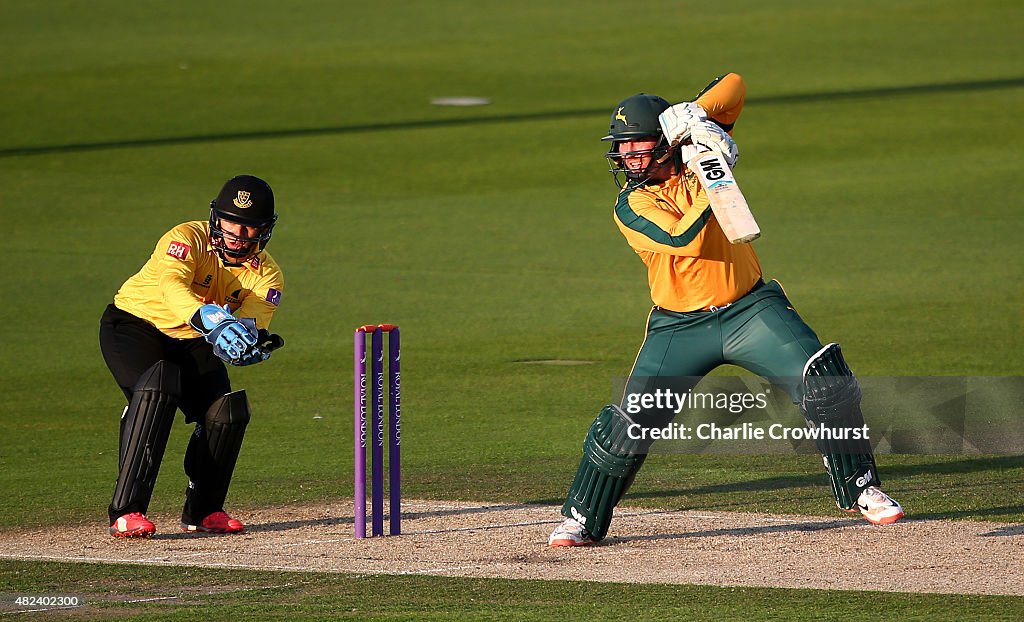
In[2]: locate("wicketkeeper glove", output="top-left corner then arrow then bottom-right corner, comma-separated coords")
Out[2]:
231,322 -> 286,367
189,304 -> 259,364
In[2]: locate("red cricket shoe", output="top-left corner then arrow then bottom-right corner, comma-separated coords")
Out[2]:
181,511 -> 245,534
110,512 -> 156,538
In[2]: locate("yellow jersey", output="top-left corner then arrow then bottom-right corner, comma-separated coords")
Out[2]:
612,73 -> 762,312
113,221 -> 284,338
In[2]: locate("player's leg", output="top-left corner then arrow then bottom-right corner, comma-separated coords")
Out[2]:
551,309 -> 722,546
179,339 -> 247,533
99,305 -> 180,537
722,281 -> 903,524
802,344 -> 902,524
552,404 -> 648,545
719,281 -> 822,398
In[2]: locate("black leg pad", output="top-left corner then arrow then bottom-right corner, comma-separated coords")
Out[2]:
109,361 -> 181,522
182,391 -> 250,523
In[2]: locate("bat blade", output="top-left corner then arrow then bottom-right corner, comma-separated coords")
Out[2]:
688,152 -> 760,244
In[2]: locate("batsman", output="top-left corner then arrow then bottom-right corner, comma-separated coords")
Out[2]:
99,175 -> 285,538
549,74 -> 903,547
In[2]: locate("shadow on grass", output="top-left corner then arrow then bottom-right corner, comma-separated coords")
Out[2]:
527,473 -> 823,506
4,76 -> 1022,158
881,455 -> 1024,477
527,455 -> 1024,506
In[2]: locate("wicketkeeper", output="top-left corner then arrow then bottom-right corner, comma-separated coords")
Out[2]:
549,74 -> 903,547
99,175 -> 285,538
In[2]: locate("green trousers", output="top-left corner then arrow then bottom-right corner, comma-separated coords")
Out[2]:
559,280 -> 875,538
626,279 -> 822,405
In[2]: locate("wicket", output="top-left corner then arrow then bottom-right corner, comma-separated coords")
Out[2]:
353,324 -> 401,538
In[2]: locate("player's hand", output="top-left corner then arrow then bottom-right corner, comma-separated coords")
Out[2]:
688,121 -> 739,168
190,304 -> 259,363
230,323 -> 285,366
658,102 -> 707,147
233,345 -> 271,366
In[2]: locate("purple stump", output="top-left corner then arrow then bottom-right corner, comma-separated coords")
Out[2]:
353,329 -> 367,539
371,326 -> 385,537
388,327 -> 401,535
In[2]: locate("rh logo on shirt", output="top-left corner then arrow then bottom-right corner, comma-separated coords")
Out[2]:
166,241 -> 191,260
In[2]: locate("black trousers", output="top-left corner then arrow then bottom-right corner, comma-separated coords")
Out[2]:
99,304 -> 233,523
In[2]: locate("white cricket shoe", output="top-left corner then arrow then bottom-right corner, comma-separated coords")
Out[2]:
548,517 -> 596,547
851,486 -> 904,525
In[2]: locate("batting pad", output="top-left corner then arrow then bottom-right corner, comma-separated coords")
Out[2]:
802,343 -> 880,509
561,405 -> 647,541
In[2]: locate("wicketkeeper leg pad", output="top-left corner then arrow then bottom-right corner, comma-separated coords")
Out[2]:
801,343 -> 880,509
561,405 -> 647,541
109,360 -> 181,522
182,390 -> 251,523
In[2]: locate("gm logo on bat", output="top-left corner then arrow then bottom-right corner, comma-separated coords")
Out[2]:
698,157 -> 726,180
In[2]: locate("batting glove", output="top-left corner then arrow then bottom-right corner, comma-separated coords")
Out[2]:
688,121 -> 739,169
658,102 -> 707,147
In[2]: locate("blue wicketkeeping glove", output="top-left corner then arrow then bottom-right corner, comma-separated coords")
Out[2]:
189,304 -> 259,363
231,319 -> 287,366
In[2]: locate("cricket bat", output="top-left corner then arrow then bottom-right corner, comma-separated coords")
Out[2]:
688,152 -> 761,244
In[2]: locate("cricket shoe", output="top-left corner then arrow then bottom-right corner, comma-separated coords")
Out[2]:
110,512 -> 156,538
548,517 -> 596,547
847,486 -> 904,525
181,511 -> 245,534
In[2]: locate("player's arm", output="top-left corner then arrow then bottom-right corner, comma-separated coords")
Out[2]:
694,72 -> 746,132
234,273 -> 284,331
153,226 -> 265,365
658,73 -> 745,167
613,192 -> 712,256
231,270 -> 285,364
159,257 -> 264,363
154,228 -> 207,324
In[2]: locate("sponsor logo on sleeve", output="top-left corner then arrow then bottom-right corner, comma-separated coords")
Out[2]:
166,241 -> 191,260
267,288 -> 282,306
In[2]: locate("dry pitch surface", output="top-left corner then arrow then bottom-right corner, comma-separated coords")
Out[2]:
3,501 -> 1022,596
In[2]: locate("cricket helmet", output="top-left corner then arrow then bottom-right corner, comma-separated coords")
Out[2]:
603,94 -> 676,187
601,93 -> 671,142
209,174 -> 278,264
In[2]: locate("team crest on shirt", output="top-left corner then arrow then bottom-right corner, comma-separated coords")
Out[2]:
166,241 -> 191,260
267,288 -> 282,306
233,191 -> 253,209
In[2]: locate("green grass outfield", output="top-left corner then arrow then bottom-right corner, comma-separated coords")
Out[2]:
2,561 -> 1023,621
1,0 -> 1022,618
